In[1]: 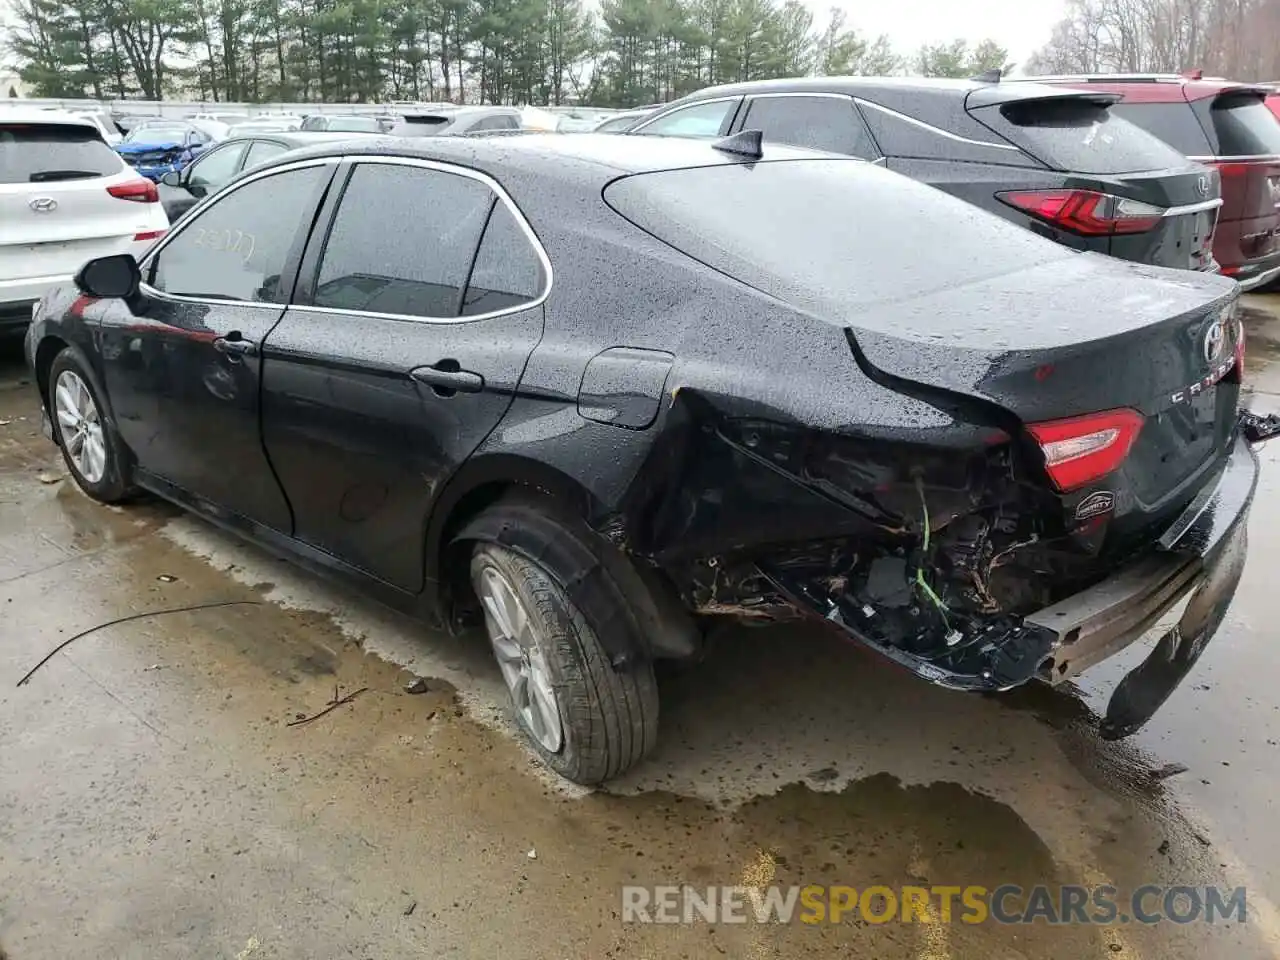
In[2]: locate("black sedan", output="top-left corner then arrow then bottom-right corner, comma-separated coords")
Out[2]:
24,134 -> 1274,784
157,129 -> 386,223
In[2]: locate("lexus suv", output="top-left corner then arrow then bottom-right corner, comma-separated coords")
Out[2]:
629,77 -> 1223,273
1037,74 -> 1280,290
1,110 -> 169,336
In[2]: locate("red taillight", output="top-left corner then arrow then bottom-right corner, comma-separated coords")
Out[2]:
1235,316 -> 1246,378
107,178 -> 159,203
1026,408 -> 1144,492
133,229 -> 166,242
997,189 -> 1164,236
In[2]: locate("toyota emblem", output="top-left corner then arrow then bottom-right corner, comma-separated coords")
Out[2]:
1204,317 -> 1226,363
28,196 -> 58,213
1196,174 -> 1210,198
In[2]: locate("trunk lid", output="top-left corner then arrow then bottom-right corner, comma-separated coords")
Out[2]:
849,255 -> 1241,524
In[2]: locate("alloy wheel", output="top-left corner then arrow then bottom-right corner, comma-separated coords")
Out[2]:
54,370 -> 107,485
475,562 -> 565,753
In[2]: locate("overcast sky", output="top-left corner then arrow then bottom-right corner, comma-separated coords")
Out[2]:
802,0 -> 1068,67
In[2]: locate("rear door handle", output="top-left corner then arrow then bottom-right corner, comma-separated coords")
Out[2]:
410,363 -> 484,396
213,336 -> 257,357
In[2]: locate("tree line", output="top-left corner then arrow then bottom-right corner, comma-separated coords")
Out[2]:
4,0 -> 1010,107
1028,0 -> 1280,81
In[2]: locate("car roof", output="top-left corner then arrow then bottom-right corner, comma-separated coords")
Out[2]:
256,130 -> 830,185
222,130 -> 383,146
0,108 -> 99,128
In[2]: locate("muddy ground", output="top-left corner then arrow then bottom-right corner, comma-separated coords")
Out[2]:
4,299 -> 1280,959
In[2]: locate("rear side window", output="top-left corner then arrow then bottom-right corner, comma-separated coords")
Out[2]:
462,203 -> 545,316
313,163 -> 493,318
976,99 -> 1190,173
0,123 -> 122,183
1109,102 -> 1212,155
637,100 -> 737,138
1209,95 -> 1280,156
739,96 -> 878,159
604,160 -> 1068,315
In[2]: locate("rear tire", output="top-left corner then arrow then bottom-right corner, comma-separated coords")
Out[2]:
47,347 -> 135,503
469,537 -> 659,785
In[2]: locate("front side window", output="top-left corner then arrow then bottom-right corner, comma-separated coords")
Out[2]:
149,165 -> 326,302
636,100 -> 738,138
313,163 -> 494,318
186,142 -> 246,190
740,95 -> 877,158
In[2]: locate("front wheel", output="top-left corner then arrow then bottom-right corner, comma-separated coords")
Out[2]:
48,347 -> 135,503
470,540 -> 659,785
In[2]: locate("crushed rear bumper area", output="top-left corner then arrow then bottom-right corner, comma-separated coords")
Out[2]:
773,423 -> 1263,738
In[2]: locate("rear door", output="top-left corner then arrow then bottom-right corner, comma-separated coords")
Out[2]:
729,93 -> 881,159
260,158 -> 547,591
0,121 -> 146,284
969,93 -> 1222,271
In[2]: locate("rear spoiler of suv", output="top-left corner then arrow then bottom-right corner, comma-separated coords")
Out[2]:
965,86 -> 1122,110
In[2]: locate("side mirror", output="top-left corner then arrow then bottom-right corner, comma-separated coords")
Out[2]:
75,254 -> 141,299
160,170 -> 182,187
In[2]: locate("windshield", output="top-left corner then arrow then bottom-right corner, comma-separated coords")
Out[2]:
325,117 -> 381,132
126,124 -> 190,144
974,98 -> 1191,174
0,123 -> 123,183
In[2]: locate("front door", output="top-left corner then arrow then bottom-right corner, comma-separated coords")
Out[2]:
98,160 -> 335,531
260,159 -> 548,591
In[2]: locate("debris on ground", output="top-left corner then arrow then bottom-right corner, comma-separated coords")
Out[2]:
1150,762 -> 1189,782
143,664 -> 163,671
807,766 -> 839,783
234,936 -> 261,959
16,600 -> 261,687
36,472 -> 61,485
156,574 -> 178,583
527,848 -> 537,860
403,901 -> 417,916
286,685 -> 368,727
1157,840 -> 1171,856
404,677 -> 429,695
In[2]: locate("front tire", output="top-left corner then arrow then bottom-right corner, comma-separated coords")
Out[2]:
48,348 -> 134,503
470,540 -> 659,785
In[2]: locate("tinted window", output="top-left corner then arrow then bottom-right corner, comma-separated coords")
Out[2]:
471,115 -> 519,132
462,202 -> 544,316
605,160 -> 1067,314
326,116 -> 381,133
300,116 -> 327,131
596,115 -> 638,133
739,95 -> 877,159
186,142 -> 245,190
0,123 -> 122,183
149,165 -> 324,301
979,99 -> 1190,173
1210,95 -> 1280,156
637,100 -> 737,138
244,140 -> 290,169
1108,102 -> 1211,155
314,163 -> 493,318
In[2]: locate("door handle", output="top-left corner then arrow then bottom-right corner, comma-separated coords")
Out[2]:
213,336 -> 257,357
410,363 -> 484,396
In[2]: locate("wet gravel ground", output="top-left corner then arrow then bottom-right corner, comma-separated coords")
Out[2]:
3,298 -> 1280,959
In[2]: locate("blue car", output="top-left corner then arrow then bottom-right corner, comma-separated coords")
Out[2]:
115,121 -> 212,181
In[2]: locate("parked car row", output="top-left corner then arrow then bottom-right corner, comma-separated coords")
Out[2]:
620,72 -> 1280,290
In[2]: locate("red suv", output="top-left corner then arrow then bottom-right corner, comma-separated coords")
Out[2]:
1040,74 -> 1280,290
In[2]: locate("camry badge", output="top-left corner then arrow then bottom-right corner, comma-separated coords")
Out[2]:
28,196 -> 58,212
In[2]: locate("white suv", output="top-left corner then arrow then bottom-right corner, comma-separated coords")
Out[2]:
1,110 -> 169,334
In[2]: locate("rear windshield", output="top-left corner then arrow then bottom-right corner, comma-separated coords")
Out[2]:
1107,102 -> 1211,154
0,123 -> 122,184
1210,94 -> 1280,156
977,98 -> 1191,173
393,115 -> 454,136
603,159 -> 1068,313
